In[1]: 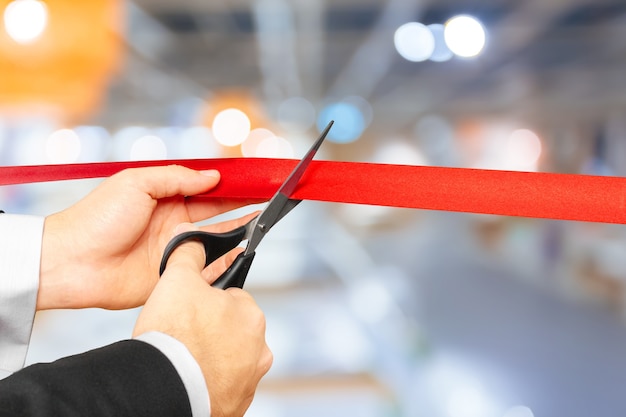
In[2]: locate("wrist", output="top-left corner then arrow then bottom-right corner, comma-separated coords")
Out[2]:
38,213 -> 77,310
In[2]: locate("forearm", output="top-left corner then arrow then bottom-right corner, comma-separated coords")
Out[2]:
135,332 -> 210,417
0,214 -> 44,373
0,340 -> 194,417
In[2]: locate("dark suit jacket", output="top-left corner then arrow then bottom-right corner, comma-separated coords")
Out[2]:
0,340 -> 192,417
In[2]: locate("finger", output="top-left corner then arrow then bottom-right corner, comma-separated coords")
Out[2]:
201,247 -> 244,284
162,223 -> 207,276
186,197 -> 266,223
118,165 -> 221,200
200,211 -> 261,234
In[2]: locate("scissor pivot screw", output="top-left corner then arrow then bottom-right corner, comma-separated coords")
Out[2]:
259,223 -> 268,233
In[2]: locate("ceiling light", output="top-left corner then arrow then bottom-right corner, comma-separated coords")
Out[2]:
3,0 -> 48,44
444,15 -> 487,58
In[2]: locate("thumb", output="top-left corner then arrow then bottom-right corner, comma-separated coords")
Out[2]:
162,223 -> 207,277
112,165 -> 220,199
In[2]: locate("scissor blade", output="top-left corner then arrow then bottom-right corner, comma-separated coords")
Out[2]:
276,120 -> 333,198
241,200 -> 300,243
274,198 -> 302,224
244,121 -> 332,254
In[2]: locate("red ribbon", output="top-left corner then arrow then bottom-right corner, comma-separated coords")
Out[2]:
1,159 -> 625,224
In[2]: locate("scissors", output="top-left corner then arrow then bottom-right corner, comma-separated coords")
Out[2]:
159,120 -> 334,289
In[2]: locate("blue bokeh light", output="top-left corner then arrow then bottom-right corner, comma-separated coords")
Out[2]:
317,102 -> 366,143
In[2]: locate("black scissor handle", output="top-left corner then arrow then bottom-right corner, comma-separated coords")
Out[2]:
159,225 -> 248,276
211,251 -> 256,289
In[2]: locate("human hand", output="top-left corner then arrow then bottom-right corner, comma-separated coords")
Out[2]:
133,223 -> 273,417
38,165 -> 258,310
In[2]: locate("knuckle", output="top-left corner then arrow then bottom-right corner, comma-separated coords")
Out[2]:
259,347 -> 274,375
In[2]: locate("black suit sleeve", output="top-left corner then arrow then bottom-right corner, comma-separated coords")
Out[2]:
0,340 -> 193,417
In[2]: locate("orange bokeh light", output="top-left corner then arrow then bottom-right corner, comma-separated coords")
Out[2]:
199,88 -> 271,156
0,0 -> 124,122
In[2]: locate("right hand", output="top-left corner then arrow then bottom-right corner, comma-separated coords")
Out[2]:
133,223 -> 273,417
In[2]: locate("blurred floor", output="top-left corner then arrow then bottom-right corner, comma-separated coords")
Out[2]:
393,211 -> 626,417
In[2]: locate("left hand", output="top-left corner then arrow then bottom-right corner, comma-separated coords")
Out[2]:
38,165 -> 256,310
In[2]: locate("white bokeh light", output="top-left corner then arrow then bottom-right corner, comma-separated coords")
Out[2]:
3,0 -> 48,44
113,126 -> 150,161
394,22 -> 435,62
428,23 -> 454,62
212,108 -> 251,147
241,128 -> 274,157
256,136 -> 294,158
45,129 -> 81,164
444,15 -> 486,58
130,135 -> 167,160
505,128 -> 542,170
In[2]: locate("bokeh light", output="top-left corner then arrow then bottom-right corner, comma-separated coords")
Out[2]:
256,136 -> 294,158
505,128 -> 542,170
394,22 -> 435,62
444,15 -> 487,58
428,24 -> 454,62
343,95 -> 374,127
212,108 -> 251,147
3,0 -> 48,44
241,128 -> 275,157
318,102 -> 365,143
45,129 -> 81,164
130,134 -> 167,160
113,126 -> 151,161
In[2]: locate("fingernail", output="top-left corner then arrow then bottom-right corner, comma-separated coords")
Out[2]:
200,169 -> 220,179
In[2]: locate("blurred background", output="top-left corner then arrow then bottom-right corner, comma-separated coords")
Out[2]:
1,0 -> 626,416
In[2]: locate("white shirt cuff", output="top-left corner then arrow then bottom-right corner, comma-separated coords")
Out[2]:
135,331 -> 210,417
0,214 -> 44,373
